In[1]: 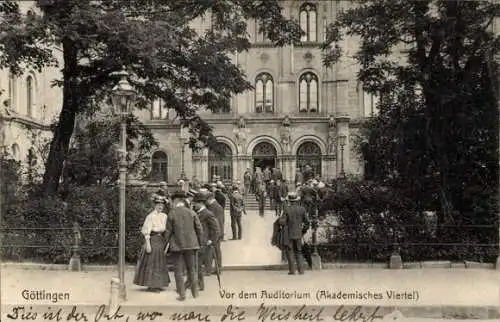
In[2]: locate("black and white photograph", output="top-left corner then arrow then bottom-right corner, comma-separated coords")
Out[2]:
0,0 -> 499,321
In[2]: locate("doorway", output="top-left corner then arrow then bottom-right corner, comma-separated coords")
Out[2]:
253,157 -> 276,172
252,141 -> 278,172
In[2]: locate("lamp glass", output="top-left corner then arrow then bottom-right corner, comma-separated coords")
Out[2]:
111,76 -> 136,116
338,134 -> 347,147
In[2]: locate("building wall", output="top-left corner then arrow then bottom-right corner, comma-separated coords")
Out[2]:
142,0 -> 373,184
0,2 -> 62,172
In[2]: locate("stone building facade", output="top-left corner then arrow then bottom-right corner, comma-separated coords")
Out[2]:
0,2 -> 62,173
138,1 -> 379,184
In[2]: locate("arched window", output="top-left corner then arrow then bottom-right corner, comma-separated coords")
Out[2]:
8,73 -> 16,110
11,143 -> 20,160
151,99 -> 169,120
255,73 -> 274,113
208,142 -> 233,183
151,151 -> 168,182
299,3 -> 317,42
363,91 -> 379,117
26,75 -> 34,117
296,141 -> 322,177
299,72 -> 319,113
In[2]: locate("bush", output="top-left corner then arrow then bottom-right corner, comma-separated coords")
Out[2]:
2,185 -> 154,264
318,180 -> 497,262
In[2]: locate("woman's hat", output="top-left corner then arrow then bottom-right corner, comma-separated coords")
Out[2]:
286,192 -> 300,202
153,195 -> 167,204
171,190 -> 187,200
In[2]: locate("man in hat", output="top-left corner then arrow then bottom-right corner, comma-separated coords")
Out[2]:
273,179 -> 289,217
202,188 -> 224,274
209,184 -> 226,240
185,188 -> 198,209
213,181 -> 227,209
163,190 -> 204,301
279,192 -> 309,275
229,186 -> 246,240
190,192 -> 220,291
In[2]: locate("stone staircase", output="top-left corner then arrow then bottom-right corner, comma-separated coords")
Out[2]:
243,193 -> 260,210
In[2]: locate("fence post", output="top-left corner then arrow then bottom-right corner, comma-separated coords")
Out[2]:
389,224 -> 402,269
310,207 -> 322,270
68,222 -> 82,271
108,277 -> 120,314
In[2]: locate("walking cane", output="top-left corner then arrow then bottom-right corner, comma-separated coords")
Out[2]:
211,244 -> 222,290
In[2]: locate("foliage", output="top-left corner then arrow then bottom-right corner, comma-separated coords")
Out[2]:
63,115 -> 158,185
319,180 -> 497,262
0,0 -> 302,194
2,185 -> 154,264
323,0 -> 499,248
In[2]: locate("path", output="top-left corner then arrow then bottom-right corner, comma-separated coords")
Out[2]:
221,209 -> 281,267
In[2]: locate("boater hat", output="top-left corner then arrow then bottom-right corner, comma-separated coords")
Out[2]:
187,189 -> 198,198
153,195 -> 167,204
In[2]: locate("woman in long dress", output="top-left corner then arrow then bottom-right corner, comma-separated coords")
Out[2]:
133,195 -> 171,292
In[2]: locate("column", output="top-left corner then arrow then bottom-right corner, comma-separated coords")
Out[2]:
232,156 -> 238,182
335,115 -> 350,177
201,148 -> 209,183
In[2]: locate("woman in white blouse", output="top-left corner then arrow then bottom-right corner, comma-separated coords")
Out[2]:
133,195 -> 171,292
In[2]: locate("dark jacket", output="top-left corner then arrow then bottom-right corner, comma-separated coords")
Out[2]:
300,186 -> 318,205
272,183 -> 289,203
197,207 -> 220,245
279,203 -> 309,240
271,218 -> 289,250
214,190 -> 226,209
206,200 -> 224,240
164,205 -> 203,251
230,193 -> 245,216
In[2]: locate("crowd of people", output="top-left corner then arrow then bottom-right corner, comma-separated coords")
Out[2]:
132,164 -> 336,301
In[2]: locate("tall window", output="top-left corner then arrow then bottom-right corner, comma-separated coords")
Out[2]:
363,92 -> 380,117
299,3 -> 317,42
8,73 -> 16,110
255,73 -> 274,113
151,151 -> 168,182
296,141 -> 322,177
323,17 -> 327,41
26,76 -> 34,117
208,142 -> 233,183
151,99 -> 169,120
255,19 -> 268,42
299,72 -> 319,113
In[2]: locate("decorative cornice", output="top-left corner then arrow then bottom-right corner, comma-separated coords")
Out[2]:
0,113 -> 53,131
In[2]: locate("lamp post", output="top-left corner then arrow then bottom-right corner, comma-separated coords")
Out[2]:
338,134 -> 346,178
110,69 -> 136,300
179,126 -> 189,181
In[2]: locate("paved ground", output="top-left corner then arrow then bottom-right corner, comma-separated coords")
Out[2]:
221,209 -> 282,267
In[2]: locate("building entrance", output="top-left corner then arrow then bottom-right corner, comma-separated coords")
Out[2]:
253,157 -> 276,172
252,141 -> 278,171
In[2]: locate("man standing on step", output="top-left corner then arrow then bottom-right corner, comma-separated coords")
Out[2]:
243,168 -> 252,196
279,192 -> 309,275
202,188 -> 224,275
164,190 -> 204,301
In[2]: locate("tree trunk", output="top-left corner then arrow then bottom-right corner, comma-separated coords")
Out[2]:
41,41 -> 78,196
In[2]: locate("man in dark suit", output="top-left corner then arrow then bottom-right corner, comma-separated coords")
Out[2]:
164,190 -> 204,301
202,189 -> 224,275
191,192 -> 220,291
279,192 -> 309,275
273,179 -> 289,217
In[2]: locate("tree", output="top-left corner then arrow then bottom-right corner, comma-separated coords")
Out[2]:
0,0 -> 302,195
323,1 -> 499,252
63,115 -> 158,186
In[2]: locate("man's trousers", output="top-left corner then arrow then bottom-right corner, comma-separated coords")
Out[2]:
172,250 -> 198,299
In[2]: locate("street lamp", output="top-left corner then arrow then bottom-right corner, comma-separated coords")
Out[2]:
110,68 -> 136,300
179,126 -> 189,180
338,134 -> 346,178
